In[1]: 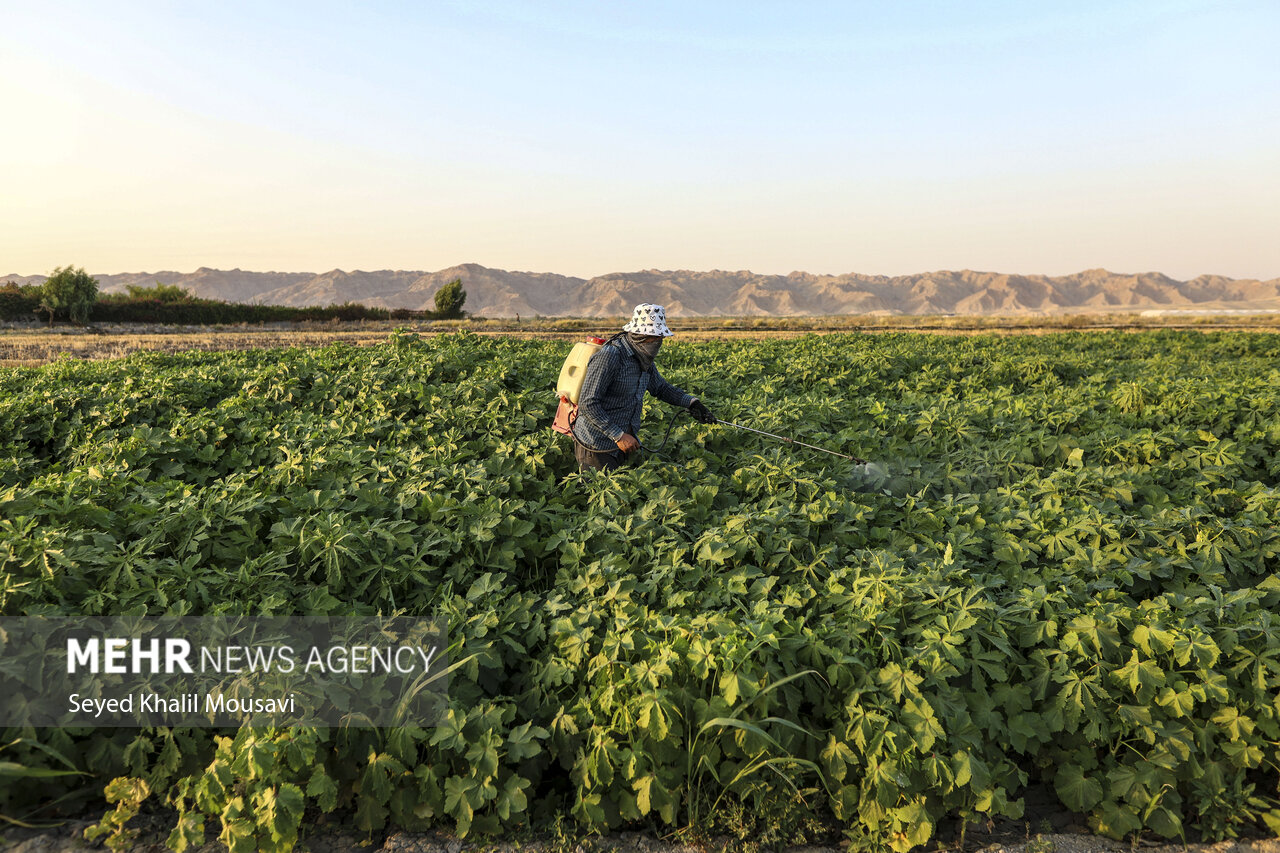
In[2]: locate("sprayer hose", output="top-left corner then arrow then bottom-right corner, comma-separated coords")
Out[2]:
636,407 -> 690,459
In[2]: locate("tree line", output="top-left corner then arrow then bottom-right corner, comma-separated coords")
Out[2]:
0,267 -> 468,326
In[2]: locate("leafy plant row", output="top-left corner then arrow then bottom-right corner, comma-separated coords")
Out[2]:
1,330 -> 1278,851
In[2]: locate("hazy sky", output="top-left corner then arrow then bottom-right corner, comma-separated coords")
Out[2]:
2,1 -> 1277,279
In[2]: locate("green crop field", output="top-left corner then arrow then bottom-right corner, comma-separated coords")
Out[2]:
2,330 -> 1279,851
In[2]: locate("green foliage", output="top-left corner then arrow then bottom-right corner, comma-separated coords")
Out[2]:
121,282 -> 194,302
434,278 -> 466,318
0,283 -> 44,321
2,331 -> 1280,850
92,295 -> 394,324
0,737 -> 89,828
85,777 -> 151,850
39,265 -> 99,325
5,271 -> 457,326
6,278 -> 409,324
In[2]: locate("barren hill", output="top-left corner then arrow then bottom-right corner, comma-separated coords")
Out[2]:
5,265 -> 1279,317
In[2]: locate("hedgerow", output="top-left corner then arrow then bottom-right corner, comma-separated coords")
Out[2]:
0,283 -> 431,324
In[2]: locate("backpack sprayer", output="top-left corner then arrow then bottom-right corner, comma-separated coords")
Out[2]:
551,336 -> 607,437
552,335 -> 868,466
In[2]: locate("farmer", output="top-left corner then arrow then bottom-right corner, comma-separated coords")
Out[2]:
572,303 -> 716,471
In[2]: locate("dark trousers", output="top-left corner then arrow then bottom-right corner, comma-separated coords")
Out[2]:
574,438 -> 624,472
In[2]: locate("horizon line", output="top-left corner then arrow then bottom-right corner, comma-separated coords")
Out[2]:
5,264 -> 1278,284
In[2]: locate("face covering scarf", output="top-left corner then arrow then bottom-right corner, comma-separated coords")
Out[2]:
624,333 -> 662,372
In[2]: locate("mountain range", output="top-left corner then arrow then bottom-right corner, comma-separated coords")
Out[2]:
5,264 -> 1280,317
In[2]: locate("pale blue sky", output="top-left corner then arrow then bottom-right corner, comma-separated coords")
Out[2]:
2,1 -> 1277,279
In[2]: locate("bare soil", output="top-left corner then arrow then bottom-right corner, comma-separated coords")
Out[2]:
3,786 -> 1277,853
3,819 -> 1278,853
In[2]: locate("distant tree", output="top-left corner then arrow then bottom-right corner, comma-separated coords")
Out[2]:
39,265 -> 99,326
434,278 -> 466,318
124,282 -> 193,302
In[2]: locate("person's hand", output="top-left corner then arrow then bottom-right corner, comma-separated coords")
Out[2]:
689,399 -> 716,424
616,433 -> 640,453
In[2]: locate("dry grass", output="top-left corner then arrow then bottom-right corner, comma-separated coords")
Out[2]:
2,313 -> 1279,367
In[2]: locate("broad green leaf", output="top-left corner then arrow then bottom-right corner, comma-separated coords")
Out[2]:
307,767 -> 339,813
1055,763 -> 1104,812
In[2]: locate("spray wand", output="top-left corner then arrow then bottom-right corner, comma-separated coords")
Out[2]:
716,420 -> 866,464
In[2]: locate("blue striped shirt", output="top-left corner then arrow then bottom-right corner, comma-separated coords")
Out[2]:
572,337 -> 694,452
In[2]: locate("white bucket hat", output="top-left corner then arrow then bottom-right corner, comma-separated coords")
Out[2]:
621,303 -> 674,337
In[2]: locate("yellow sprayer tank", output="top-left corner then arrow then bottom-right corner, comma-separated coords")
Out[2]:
556,336 -> 606,404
